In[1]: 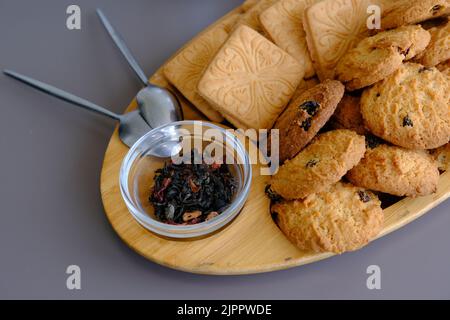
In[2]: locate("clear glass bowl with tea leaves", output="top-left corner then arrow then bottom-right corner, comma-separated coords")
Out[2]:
150,150 -> 237,225
120,121 -> 252,238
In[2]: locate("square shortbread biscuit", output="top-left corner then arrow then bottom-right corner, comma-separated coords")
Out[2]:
303,0 -> 381,80
260,0 -> 320,78
198,25 -> 305,130
235,0 -> 280,33
164,27 -> 229,122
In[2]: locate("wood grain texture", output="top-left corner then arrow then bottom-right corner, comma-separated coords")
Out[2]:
100,5 -> 450,275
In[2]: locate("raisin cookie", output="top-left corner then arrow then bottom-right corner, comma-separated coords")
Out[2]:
329,95 -> 368,135
273,80 -> 345,163
270,130 -> 366,200
272,182 -> 383,254
430,143 -> 450,171
361,63 -> 450,150
347,145 -> 440,197
415,19 -> 450,67
381,0 -> 450,30
336,25 -> 431,91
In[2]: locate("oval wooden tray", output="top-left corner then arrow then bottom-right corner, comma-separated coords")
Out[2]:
100,5 -> 450,275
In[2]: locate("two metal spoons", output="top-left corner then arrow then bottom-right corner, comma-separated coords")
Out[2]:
4,9 -> 182,152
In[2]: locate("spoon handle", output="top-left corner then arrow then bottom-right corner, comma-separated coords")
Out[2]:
97,8 -> 149,87
3,70 -> 121,121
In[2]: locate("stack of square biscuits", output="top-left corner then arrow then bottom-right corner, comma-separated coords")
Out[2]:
160,0 -> 450,254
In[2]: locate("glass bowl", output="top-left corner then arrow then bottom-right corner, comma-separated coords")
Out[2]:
119,120 -> 252,239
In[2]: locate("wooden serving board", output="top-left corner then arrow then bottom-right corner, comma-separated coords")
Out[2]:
100,5 -> 450,275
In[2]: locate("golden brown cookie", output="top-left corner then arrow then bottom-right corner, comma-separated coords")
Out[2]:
415,19 -> 450,67
273,80 -> 345,163
271,129 -> 366,200
303,0 -> 384,80
260,0 -> 319,78
430,143 -> 450,171
336,25 -> 431,91
272,182 -> 384,254
361,63 -> 450,149
381,0 -> 450,30
164,27 -> 229,122
347,145 -> 440,197
329,95 -> 368,135
198,25 -> 304,130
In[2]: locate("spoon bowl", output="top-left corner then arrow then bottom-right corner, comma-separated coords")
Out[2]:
136,85 -> 182,129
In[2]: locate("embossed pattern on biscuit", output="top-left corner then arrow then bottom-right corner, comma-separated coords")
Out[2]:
260,0 -> 319,78
303,0 -> 380,80
164,27 -> 229,122
198,25 -> 304,130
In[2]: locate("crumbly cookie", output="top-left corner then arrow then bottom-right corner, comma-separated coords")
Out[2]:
361,63 -> 450,150
271,129 -> 366,200
437,59 -> 450,76
272,182 -> 384,254
273,80 -> 344,163
415,19 -> 450,67
336,25 -> 431,91
430,143 -> 450,171
347,145 -> 440,197
381,0 -> 450,30
303,0 -> 385,80
198,25 -> 304,130
329,95 -> 369,135
260,0 -> 320,78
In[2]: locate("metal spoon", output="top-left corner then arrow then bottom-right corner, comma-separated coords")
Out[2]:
96,8 -> 183,128
4,70 -> 151,148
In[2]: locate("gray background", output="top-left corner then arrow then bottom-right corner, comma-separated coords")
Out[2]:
0,0 -> 449,300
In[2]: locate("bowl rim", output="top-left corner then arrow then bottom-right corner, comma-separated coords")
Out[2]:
119,120 -> 253,236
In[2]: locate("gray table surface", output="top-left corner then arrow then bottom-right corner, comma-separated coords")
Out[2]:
0,0 -> 449,300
